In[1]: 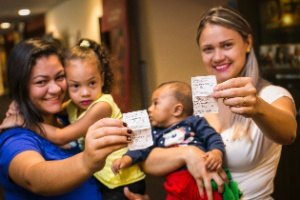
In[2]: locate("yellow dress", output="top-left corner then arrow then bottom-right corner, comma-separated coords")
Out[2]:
67,94 -> 145,188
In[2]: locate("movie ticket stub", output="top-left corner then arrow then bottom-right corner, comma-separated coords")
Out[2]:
191,75 -> 218,116
122,110 -> 153,150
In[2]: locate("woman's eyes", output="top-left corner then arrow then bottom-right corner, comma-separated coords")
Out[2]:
223,43 -> 233,49
202,47 -> 213,53
202,43 -> 233,53
56,74 -> 65,81
35,80 -> 46,86
33,74 -> 65,87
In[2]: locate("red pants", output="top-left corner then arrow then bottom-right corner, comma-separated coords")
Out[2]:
164,169 -> 222,200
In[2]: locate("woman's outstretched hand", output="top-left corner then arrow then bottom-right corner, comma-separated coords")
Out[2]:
213,77 -> 258,117
83,118 -> 132,173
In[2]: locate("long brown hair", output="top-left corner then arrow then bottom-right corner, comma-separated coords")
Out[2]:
7,38 -> 64,135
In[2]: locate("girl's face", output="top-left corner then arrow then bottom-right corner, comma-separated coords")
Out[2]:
148,86 -> 178,128
65,58 -> 103,111
198,24 -> 250,83
29,55 -> 66,120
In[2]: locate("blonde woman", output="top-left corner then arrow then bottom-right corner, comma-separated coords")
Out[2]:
138,6 -> 297,200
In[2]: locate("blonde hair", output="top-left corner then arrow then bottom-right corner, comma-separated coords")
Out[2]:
196,6 -> 268,140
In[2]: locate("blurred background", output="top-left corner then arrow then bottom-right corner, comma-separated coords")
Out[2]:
0,0 -> 299,199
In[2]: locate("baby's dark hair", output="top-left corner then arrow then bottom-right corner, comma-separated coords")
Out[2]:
157,81 -> 193,116
65,38 -> 113,93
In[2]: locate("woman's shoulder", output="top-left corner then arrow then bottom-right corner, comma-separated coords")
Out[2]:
0,127 -> 35,139
0,127 -> 78,161
0,127 -> 43,148
0,128 -> 43,171
259,84 -> 294,103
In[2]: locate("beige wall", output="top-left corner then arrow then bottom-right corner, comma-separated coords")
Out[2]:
45,0 -> 227,109
137,0 -> 228,96
46,0 -> 102,46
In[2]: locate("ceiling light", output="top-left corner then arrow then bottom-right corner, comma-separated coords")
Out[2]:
18,9 -> 31,16
0,22 -> 11,29
281,13 -> 293,26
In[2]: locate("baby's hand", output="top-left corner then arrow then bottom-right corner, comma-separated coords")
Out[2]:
204,149 -> 223,171
111,155 -> 133,174
112,158 -> 122,174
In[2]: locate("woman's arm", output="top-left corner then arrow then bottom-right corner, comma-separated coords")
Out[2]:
252,96 -> 296,144
8,118 -> 130,195
43,101 -> 113,145
213,77 -> 297,144
142,146 -> 226,200
142,146 -> 198,176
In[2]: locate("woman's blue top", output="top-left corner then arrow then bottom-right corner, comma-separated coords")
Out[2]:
0,127 -> 102,200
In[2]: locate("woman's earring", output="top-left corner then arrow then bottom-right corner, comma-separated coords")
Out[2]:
246,47 -> 251,53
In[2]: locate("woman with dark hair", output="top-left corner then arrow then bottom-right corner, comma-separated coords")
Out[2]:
0,38 -> 131,200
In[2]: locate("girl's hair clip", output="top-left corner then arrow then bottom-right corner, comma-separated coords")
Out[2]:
79,40 -> 90,48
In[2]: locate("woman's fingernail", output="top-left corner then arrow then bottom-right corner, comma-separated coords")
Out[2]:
127,136 -> 132,141
123,122 -> 127,127
127,129 -> 132,134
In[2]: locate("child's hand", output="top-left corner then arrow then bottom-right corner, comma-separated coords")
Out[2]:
111,155 -> 133,174
0,114 -> 24,131
5,101 -> 19,117
204,149 -> 223,171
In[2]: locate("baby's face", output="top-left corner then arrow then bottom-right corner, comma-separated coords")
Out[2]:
148,86 -> 178,128
65,58 -> 103,110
